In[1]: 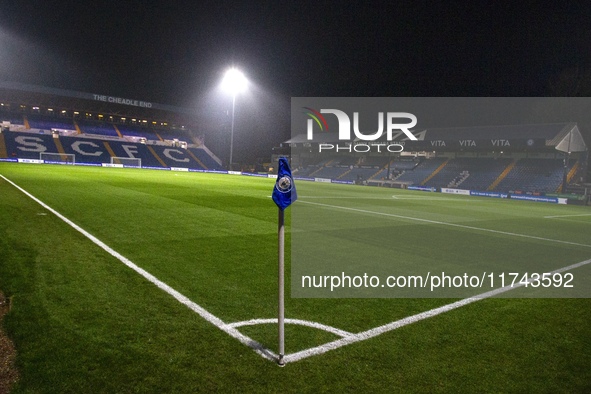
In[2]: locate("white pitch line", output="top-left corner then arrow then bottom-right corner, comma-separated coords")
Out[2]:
284,257 -> 591,363
299,196 -> 402,200
226,318 -> 354,338
299,200 -> 591,249
0,174 -> 278,363
544,213 -> 591,219
297,195 -> 474,202
4,173 -> 590,366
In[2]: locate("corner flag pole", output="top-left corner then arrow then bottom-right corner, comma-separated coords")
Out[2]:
272,157 -> 297,367
278,207 -> 285,366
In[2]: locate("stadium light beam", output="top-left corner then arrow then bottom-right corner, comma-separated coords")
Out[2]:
221,68 -> 248,171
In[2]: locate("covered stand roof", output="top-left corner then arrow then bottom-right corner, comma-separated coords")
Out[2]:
0,81 -> 200,128
285,123 -> 587,152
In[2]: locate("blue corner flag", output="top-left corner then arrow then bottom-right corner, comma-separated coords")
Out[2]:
273,157 -> 297,210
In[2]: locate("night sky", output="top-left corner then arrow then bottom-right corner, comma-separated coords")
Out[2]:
1,1 -> 590,163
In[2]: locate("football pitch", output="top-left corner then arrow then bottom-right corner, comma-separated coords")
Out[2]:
0,162 -> 590,392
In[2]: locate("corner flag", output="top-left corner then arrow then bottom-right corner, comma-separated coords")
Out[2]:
272,157 -> 297,210
273,157 -> 296,366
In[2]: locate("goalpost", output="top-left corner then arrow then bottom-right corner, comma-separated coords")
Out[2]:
40,152 -> 75,164
111,157 -> 142,167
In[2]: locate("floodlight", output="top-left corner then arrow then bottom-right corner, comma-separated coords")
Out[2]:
221,67 -> 248,170
221,68 -> 248,96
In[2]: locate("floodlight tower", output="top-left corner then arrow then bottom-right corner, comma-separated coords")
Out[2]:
221,67 -> 248,171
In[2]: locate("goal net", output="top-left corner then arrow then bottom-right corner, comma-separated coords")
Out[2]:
111,157 -> 142,167
40,152 -> 75,164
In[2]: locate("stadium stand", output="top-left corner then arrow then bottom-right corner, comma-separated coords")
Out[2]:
361,156 -> 390,167
2,115 -> 25,125
309,166 -> 349,179
27,114 -> 76,131
0,82 -> 227,171
0,130 -> 223,170
116,124 -> 159,140
495,158 -> 575,193
339,166 -> 382,181
77,120 -> 119,137
390,159 -> 421,171
332,156 -> 359,166
291,167 -> 311,177
395,157 -> 447,185
288,154 -> 584,194
2,84 -> 588,192
159,129 -> 195,141
422,158 -> 513,190
2,131 -> 59,160
282,120 -> 588,194
187,146 -> 223,170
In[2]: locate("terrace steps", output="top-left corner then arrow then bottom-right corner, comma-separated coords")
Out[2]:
555,161 -> 581,192
187,149 -> 208,170
567,161 -> 579,183
147,145 -> 167,167
338,167 -> 354,179
53,137 -> 67,157
488,159 -> 517,191
113,125 -> 123,138
74,121 -> 83,135
102,141 -> 120,164
421,158 -> 449,186
370,162 -> 390,180
309,161 -> 333,177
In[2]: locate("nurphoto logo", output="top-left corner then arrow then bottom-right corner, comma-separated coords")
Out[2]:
303,107 -> 418,153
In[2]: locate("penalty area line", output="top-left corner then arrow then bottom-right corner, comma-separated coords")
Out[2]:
0,174 -> 278,363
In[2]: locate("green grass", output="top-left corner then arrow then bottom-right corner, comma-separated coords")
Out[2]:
0,162 -> 590,393
291,180 -> 591,299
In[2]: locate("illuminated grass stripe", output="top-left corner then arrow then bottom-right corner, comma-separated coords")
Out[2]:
0,174 -> 278,362
299,200 -> 591,249
3,173 -> 590,367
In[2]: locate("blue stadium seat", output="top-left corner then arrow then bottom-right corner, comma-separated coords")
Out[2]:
27,114 -> 75,131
